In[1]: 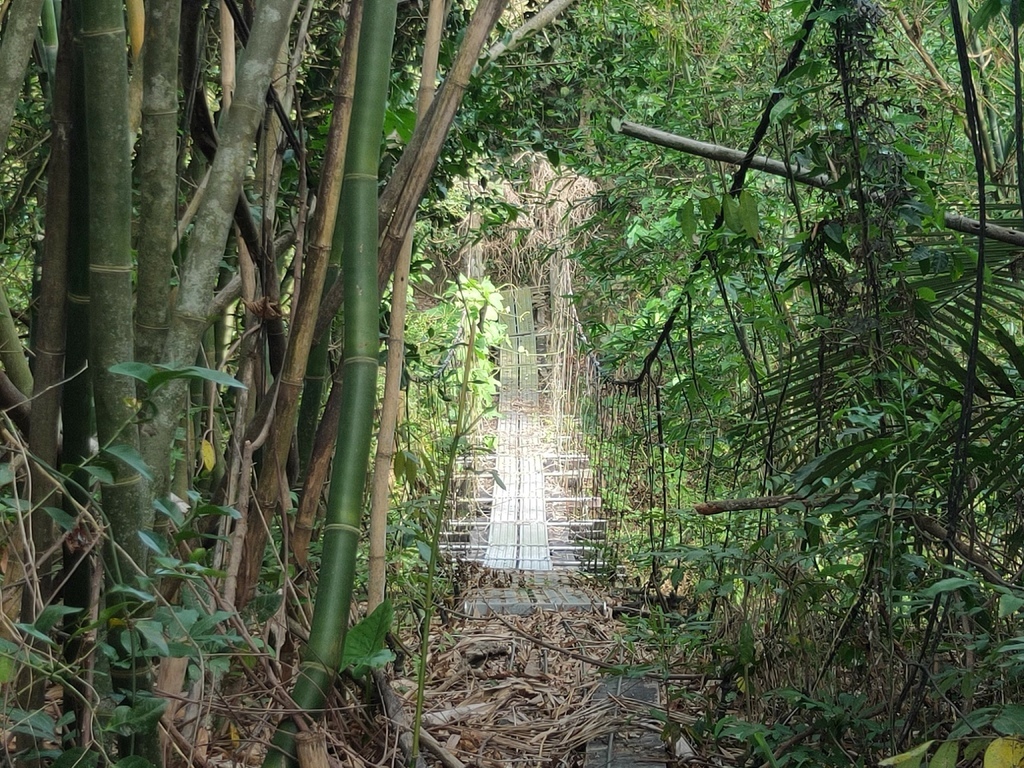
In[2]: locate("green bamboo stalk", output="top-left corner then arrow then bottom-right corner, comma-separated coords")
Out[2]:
28,0 -> 73,597
38,0 -> 59,100
80,0 -> 146,568
61,4 -> 96,745
135,0 -> 181,366
367,0 -> 446,613
136,0 -> 182,507
263,3 -> 396,765
292,0 -> 365,564
375,0 -> 508,289
79,0 -> 157,761
0,0 -> 46,159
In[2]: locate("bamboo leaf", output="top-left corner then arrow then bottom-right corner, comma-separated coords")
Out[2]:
922,577 -> 976,598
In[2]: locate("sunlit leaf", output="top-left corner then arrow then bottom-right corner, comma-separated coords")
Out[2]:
878,740 -> 933,767
985,737 -> 1024,768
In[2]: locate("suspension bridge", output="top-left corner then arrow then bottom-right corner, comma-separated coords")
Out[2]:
437,284 -> 672,768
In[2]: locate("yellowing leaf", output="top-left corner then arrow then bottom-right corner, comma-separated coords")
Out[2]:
878,740 -> 933,767
985,737 -> 1024,768
200,439 -> 216,472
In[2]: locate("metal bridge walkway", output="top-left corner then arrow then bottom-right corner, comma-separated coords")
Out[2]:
445,285 -> 603,571
483,286 -> 551,570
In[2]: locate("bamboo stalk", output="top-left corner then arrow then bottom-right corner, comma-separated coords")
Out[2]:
367,0 -> 446,613
311,0 -> 509,334
0,284 -> 32,396
135,4 -> 183,520
79,0 -> 158,761
264,3 -> 396,765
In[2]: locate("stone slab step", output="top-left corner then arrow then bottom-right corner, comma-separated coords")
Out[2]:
462,571 -> 603,616
584,676 -> 667,768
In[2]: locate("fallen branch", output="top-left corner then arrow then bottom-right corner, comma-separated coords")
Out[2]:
693,495 -> 806,515
617,120 -> 1024,249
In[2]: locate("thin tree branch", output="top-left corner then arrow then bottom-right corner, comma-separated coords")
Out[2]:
617,121 -> 1024,248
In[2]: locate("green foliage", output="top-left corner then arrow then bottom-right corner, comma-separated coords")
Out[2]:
341,600 -> 396,678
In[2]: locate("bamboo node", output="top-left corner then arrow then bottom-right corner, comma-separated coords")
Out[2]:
323,522 -> 360,535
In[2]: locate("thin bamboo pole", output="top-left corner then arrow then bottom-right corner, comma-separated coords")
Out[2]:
238,0 -> 363,599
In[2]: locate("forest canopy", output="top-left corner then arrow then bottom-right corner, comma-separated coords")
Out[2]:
1,0 -> 1024,766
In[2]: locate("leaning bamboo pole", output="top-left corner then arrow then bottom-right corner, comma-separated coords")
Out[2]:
367,0 -> 447,614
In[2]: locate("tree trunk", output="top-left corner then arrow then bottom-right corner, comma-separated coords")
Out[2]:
0,0 -> 46,161
140,0 -> 299,507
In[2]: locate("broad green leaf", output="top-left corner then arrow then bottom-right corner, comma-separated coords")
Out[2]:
971,0 -> 1004,31
738,619 -> 755,666
43,506 -> 77,531
721,193 -> 742,234
769,95 -> 796,124
985,737 -> 1024,768
34,604 -> 82,634
922,577 -> 976,598
341,600 -> 396,677
929,740 -> 959,768
994,705 -> 1024,736
81,464 -> 114,485
135,619 -> 169,657
6,707 -> 57,739
51,747 -> 100,768
0,654 -> 15,683
738,190 -> 759,239
108,696 -> 167,737
878,740 -> 933,767
112,758 -> 155,768
138,530 -> 169,556
698,195 -> 720,226
1000,594 -> 1024,619
677,199 -> 697,239
102,443 -> 153,481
